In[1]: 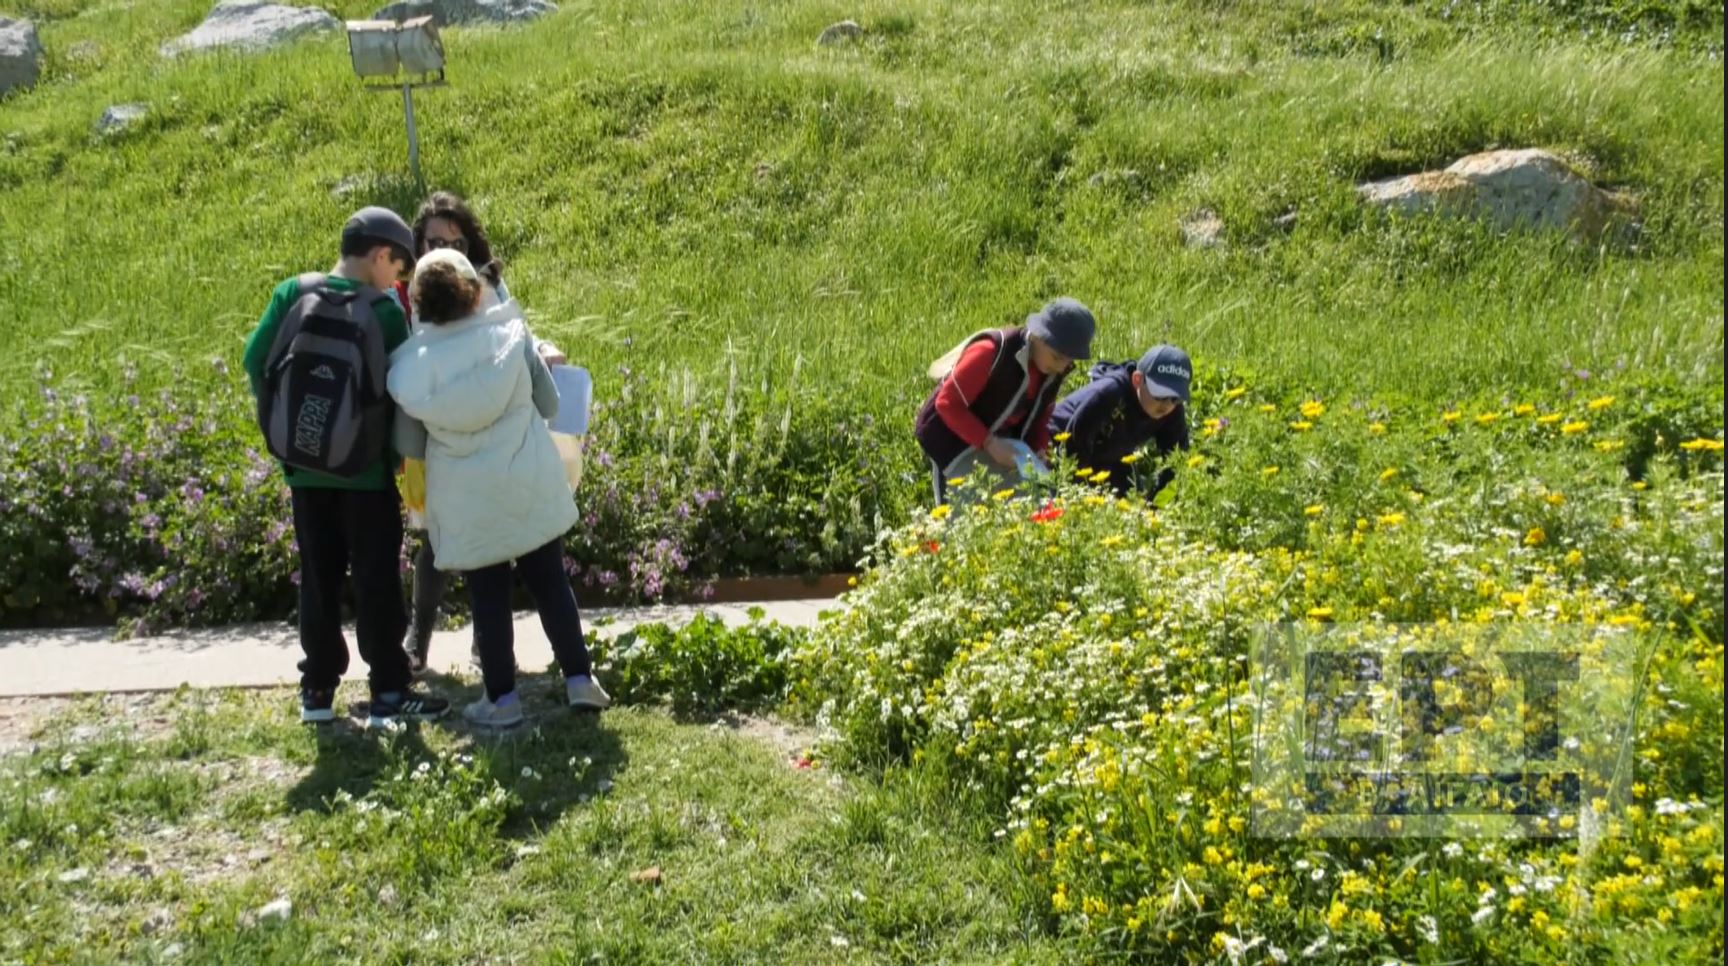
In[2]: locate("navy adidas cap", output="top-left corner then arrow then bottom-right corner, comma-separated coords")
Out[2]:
1136,345 -> 1192,403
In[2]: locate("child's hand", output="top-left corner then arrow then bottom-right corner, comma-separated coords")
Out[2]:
983,436 -> 1019,469
536,340 -> 568,366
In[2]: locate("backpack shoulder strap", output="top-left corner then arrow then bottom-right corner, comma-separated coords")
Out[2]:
927,328 -> 1002,381
265,273 -> 333,366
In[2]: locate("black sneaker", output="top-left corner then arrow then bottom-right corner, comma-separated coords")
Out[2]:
300,687 -> 336,724
367,688 -> 450,727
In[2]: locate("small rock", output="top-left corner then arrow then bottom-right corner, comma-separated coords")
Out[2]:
57,867 -> 90,884
255,897 -> 292,923
514,844 -> 541,858
330,174 -> 367,200
817,20 -> 864,46
96,103 -> 148,137
162,942 -> 184,959
372,0 -> 556,26
0,17 -> 42,97
753,160 -> 775,181
377,884 -> 398,906
1179,208 -> 1226,249
245,848 -> 271,865
162,2 -> 341,58
630,865 -> 662,886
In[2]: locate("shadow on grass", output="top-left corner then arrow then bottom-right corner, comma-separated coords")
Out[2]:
282,669 -> 628,839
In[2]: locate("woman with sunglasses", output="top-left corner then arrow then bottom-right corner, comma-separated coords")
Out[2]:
399,192 -> 566,674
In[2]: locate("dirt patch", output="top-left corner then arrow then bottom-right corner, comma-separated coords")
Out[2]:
711,712 -> 828,767
0,696 -> 74,755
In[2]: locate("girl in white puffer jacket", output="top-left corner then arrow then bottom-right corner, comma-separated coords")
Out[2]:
389,249 -> 610,728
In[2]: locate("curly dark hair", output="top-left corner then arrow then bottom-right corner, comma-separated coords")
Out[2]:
412,191 -> 503,288
410,259 -> 484,325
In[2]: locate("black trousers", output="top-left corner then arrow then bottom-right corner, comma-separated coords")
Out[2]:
290,486 -> 411,694
409,539 -> 448,658
467,538 -> 593,701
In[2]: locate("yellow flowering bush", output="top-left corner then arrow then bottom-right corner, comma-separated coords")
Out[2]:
792,380 -> 1724,961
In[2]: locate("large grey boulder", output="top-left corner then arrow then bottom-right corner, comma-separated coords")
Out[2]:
161,2 -> 340,57
1358,148 -> 1635,242
371,0 -> 555,26
0,16 -> 43,96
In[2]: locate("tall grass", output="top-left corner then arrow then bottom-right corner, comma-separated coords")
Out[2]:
2,0 -> 1721,414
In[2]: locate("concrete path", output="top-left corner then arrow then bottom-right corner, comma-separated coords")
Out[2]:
0,600 -> 837,697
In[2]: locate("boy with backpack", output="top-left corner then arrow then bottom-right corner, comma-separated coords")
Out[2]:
915,298 -> 1096,504
1050,344 -> 1193,502
242,206 -> 450,726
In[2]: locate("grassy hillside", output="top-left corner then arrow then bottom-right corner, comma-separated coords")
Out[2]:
1,0 -> 1722,409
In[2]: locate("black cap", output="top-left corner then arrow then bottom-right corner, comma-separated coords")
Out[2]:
341,206 -> 415,257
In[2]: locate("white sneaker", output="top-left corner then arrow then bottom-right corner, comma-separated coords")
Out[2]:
463,696 -> 525,729
566,677 -> 612,711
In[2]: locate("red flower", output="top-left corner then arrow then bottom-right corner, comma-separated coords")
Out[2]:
924,540 -> 941,554
1030,503 -> 1065,524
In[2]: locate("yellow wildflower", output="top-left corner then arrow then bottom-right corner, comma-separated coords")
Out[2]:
1379,467 -> 1399,482
930,504 -> 953,520
1368,421 -> 1387,434
1476,412 -> 1501,425
1595,439 -> 1625,452
1262,466 -> 1280,477
1120,452 -> 1142,465
1300,399 -> 1326,419
1187,454 -> 1206,469
1258,403 -> 1278,414
1680,438 -> 1725,452
1524,527 -> 1546,547
991,489 -> 1015,502
1537,413 -> 1564,426
1588,395 -> 1615,411
1224,387 -> 1246,401
1442,410 -> 1462,424
1090,470 -> 1111,484
1545,492 -> 1565,506
1288,420 -> 1313,432
1514,403 -> 1537,416
1377,512 -> 1406,528
1305,504 -> 1325,517
1053,432 -> 1072,443
1307,606 -> 1335,620
1561,421 -> 1589,435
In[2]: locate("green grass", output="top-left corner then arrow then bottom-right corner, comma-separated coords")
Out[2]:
0,684 -> 1070,963
1,0 -> 1721,409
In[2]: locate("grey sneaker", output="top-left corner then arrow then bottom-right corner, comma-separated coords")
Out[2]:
463,696 -> 525,729
566,676 -> 612,711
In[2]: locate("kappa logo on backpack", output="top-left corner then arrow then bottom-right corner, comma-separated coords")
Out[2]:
257,273 -> 393,478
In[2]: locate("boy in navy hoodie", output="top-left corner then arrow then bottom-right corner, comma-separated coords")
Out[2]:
1050,344 -> 1192,501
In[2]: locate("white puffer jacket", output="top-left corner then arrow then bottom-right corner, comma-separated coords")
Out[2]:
387,299 -> 578,572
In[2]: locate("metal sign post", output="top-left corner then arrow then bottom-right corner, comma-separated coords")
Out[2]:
402,82 -> 420,182
345,16 -> 446,185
